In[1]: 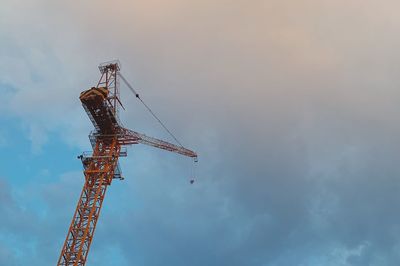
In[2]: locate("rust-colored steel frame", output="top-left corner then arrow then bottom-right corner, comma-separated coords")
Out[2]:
58,61 -> 123,266
97,61 -> 122,118
58,61 -> 197,266
57,137 -> 121,265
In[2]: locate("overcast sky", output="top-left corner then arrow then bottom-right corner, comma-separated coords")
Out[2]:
2,0 -> 400,265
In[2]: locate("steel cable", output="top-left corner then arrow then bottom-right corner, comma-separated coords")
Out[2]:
118,73 -> 184,147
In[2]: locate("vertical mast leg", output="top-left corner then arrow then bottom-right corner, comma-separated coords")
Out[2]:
57,138 -> 120,266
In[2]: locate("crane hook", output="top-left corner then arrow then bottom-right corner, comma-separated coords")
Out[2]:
189,157 -> 198,184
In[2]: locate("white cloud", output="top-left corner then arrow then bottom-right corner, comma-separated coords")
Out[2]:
3,0 -> 400,265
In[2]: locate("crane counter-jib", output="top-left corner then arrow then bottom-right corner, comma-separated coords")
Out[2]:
80,86 -> 119,135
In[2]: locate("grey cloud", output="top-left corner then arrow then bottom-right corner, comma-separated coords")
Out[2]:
2,0 -> 400,265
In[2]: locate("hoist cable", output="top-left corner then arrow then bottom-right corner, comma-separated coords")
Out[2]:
118,72 -> 184,147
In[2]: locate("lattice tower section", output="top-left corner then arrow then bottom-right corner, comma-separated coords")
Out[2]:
57,138 -> 120,266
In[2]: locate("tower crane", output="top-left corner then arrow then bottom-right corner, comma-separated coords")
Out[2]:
57,61 -> 197,266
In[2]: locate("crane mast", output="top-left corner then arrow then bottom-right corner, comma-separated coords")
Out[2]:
57,61 -> 197,265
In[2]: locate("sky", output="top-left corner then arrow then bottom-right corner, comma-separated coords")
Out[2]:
2,0 -> 400,265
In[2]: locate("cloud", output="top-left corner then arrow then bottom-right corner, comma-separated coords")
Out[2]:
2,0 -> 400,265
